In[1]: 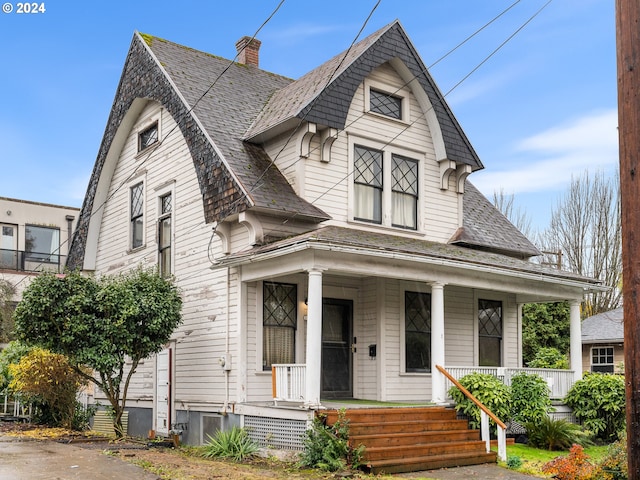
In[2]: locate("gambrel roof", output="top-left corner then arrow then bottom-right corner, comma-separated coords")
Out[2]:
246,21 -> 483,171
69,21 -> 539,270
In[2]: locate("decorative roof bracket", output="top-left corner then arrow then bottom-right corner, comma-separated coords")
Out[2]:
456,164 -> 472,193
298,122 -> 317,158
320,128 -> 338,163
439,159 -> 457,190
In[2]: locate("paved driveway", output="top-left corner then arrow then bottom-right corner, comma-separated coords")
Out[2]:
0,435 -> 158,480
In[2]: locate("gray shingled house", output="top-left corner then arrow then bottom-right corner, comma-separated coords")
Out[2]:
582,308 -> 624,373
67,21 -> 602,472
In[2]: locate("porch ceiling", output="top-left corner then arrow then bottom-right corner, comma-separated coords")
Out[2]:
212,226 -> 604,302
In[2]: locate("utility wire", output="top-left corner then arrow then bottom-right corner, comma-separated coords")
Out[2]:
9,0 -> 287,290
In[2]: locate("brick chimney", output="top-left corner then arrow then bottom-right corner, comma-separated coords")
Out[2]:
235,36 -> 261,67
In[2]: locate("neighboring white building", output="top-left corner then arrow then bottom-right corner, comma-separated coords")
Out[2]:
582,308 -> 624,374
0,197 -> 80,344
67,21 -> 602,451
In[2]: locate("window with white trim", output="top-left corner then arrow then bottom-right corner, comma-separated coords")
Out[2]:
263,282 -> 297,371
591,346 -> 614,373
370,88 -> 402,120
130,182 -> 144,249
405,291 -> 431,373
138,122 -> 158,152
158,192 -> 172,277
353,144 -> 419,230
478,299 -> 502,367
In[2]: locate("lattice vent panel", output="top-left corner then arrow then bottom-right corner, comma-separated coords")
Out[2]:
244,415 -> 306,451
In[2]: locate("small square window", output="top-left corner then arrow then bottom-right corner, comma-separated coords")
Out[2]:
370,89 -> 402,120
139,123 -> 158,152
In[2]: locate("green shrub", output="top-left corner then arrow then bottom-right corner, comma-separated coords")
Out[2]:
299,410 -> 364,472
0,341 -> 32,395
201,426 -> 259,462
564,373 -> 626,441
448,373 -> 512,432
507,455 -> 523,469
510,372 -> 551,425
526,415 -> 592,450
593,435 -> 628,480
528,347 -> 569,369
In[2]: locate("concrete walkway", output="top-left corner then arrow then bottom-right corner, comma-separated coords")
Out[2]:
0,435 -> 158,480
0,433 -> 541,480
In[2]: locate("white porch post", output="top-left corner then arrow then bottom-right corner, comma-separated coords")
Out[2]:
305,269 -> 323,407
569,300 -> 583,382
431,282 -> 446,404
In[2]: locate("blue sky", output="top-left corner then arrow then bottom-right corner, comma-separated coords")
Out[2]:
0,0 -> 617,231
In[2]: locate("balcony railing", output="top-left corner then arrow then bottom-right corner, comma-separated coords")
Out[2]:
271,364 -> 306,404
0,248 -> 65,273
443,366 -> 576,399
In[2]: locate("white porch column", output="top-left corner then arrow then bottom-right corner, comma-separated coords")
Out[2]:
430,282 -> 446,404
305,269 -> 323,407
569,300 -> 583,382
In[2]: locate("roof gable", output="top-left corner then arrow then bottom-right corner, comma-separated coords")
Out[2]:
582,308 -> 624,343
245,21 -> 483,171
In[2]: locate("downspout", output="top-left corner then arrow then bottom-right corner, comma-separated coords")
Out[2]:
223,265 -> 230,413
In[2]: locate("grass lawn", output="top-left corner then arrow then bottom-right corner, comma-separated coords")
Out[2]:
501,443 -> 610,477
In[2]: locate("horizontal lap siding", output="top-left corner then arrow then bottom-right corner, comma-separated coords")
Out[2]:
444,286 -> 475,365
355,277 -> 379,400
95,102 -> 230,407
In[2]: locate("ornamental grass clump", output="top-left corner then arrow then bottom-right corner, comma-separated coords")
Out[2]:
201,426 -> 259,462
526,415 -> 592,451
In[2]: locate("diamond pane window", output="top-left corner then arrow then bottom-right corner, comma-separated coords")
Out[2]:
370,89 -> 402,120
263,282 -> 297,370
139,123 -> 158,152
158,193 -> 172,278
405,291 -> 431,372
130,183 -> 144,249
354,145 -> 382,223
392,154 -> 418,229
478,299 -> 502,366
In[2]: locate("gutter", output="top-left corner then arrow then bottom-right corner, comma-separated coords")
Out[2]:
211,240 -> 605,293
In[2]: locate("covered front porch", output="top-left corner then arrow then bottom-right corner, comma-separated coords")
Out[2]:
215,227 -> 601,408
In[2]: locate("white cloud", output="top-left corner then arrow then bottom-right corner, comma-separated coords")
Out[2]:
474,109 -> 619,196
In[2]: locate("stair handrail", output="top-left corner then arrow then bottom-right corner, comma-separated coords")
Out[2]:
436,365 -> 507,462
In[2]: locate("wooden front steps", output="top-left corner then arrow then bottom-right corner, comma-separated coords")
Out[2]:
324,406 -> 497,475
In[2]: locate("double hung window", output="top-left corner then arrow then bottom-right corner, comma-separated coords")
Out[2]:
130,182 -> 144,249
405,291 -> 431,373
263,282 -> 297,370
478,299 -> 503,366
353,144 -> 419,230
158,193 -> 172,277
591,346 -> 614,373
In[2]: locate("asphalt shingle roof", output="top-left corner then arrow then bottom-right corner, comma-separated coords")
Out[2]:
145,36 -> 330,221
582,308 -> 624,343
450,181 -> 541,259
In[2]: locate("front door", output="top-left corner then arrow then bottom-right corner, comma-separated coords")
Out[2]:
321,298 -> 353,399
0,224 -> 17,269
155,348 -> 171,436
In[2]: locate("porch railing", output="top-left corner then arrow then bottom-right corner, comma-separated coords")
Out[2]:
443,366 -> 575,399
272,364 -> 306,404
437,365 -> 507,462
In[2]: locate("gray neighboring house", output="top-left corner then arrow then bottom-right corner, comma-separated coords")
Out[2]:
581,308 -> 624,374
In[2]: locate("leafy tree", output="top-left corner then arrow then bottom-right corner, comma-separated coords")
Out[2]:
0,279 -> 16,343
9,347 -> 87,429
538,171 -> 621,317
14,269 -> 182,438
522,302 -> 570,366
528,347 -> 570,370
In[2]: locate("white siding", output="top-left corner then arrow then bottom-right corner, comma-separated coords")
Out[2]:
93,102 -> 233,408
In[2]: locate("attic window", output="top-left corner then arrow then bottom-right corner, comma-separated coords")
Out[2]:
370,88 -> 402,120
138,122 -> 158,152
